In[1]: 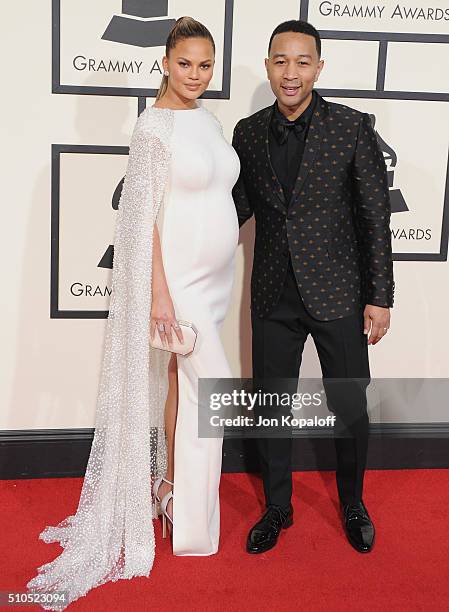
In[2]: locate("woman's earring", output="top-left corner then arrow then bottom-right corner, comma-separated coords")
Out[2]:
164,70 -> 169,77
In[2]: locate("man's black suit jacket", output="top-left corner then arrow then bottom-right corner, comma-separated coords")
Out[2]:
232,92 -> 395,321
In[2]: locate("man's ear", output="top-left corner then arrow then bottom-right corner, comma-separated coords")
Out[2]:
264,57 -> 269,78
314,59 -> 324,82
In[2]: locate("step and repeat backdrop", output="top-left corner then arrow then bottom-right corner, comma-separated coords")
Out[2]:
2,0 -> 448,430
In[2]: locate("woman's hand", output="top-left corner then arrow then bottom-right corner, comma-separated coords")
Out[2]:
150,291 -> 184,348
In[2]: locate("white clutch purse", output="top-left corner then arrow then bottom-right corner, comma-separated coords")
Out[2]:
150,320 -> 198,356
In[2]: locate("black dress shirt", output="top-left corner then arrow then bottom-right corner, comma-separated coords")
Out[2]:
268,90 -> 317,204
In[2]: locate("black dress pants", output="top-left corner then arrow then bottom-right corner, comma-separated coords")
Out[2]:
251,257 -> 370,509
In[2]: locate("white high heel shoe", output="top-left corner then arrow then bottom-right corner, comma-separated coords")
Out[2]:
152,476 -> 173,537
160,489 -> 173,539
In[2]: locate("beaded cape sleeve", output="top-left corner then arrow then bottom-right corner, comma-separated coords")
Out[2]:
27,107 -> 174,610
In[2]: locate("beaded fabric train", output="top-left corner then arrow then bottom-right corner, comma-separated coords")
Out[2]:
26,108 -> 174,610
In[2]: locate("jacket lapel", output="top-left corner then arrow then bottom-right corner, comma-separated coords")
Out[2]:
257,105 -> 286,210
288,93 -> 328,207
264,104 -> 287,208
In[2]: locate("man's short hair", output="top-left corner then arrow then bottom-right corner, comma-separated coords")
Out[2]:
268,20 -> 321,58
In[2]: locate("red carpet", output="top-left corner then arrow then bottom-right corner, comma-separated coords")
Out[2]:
2,470 -> 449,611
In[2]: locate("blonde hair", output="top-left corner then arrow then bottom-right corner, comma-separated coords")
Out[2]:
156,16 -> 215,101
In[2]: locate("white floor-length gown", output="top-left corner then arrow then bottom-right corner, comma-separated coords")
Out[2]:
158,106 -> 240,554
26,104 -> 240,610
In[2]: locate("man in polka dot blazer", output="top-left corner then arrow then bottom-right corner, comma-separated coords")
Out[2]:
232,20 -> 394,555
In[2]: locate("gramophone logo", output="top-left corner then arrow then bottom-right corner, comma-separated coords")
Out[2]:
366,112 -> 447,260
98,177 -> 124,271
52,0 -> 234,97
369,114 -> 408,214
102,1 -> 176,48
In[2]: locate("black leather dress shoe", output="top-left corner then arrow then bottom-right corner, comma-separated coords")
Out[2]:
247,504 -> 293,554
341,500 -> 375,553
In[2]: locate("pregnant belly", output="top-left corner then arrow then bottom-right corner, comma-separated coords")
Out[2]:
161,194 -> 239,284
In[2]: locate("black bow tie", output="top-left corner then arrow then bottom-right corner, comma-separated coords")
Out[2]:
272,115 -> 307,145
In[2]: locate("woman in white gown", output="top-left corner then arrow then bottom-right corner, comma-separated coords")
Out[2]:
27,17 -> 240,609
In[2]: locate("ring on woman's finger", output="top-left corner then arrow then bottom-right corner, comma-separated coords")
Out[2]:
158,323 -> 165,332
